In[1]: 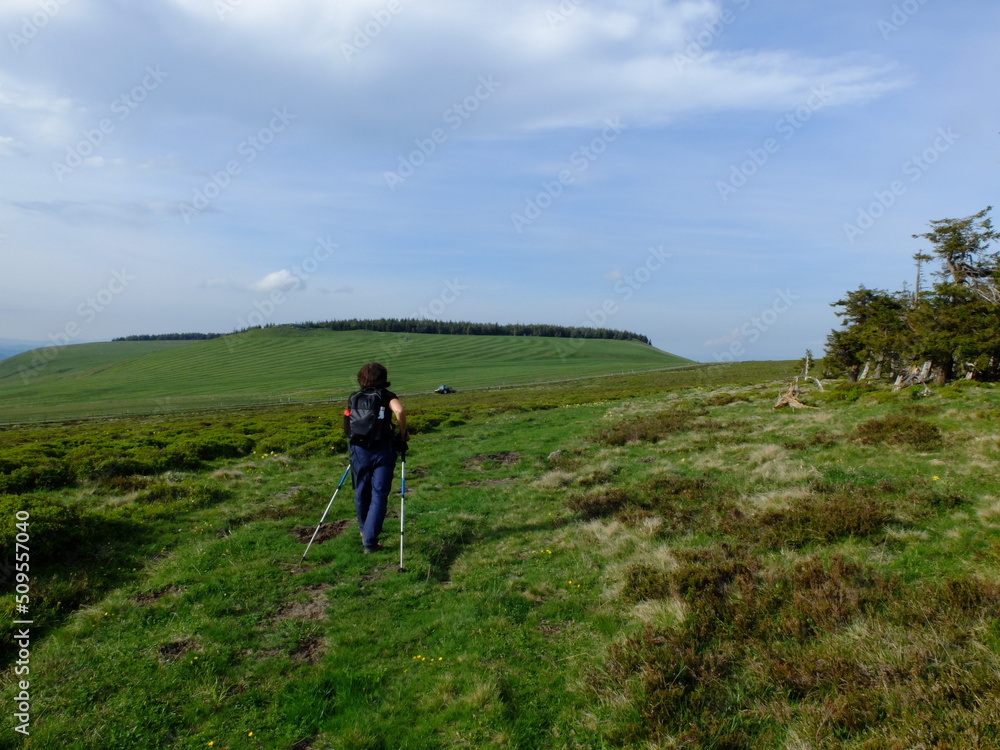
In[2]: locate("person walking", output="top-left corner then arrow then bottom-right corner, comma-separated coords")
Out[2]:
345,362 -> 407,554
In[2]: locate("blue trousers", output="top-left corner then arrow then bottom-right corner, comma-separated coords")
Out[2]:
350,443 -> 397,550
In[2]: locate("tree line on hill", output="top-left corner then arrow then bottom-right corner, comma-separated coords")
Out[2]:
116,320 -> 652,345
292,319 -> 651,343
825,206 -> 1000,385
114,332 -> 224,341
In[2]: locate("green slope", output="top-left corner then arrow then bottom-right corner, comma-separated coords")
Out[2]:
0,327 -> 692,421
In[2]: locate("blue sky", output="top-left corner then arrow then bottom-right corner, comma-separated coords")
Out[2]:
1,0 -> 997,362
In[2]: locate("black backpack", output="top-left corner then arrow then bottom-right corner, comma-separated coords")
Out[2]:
346,388 -> 390,448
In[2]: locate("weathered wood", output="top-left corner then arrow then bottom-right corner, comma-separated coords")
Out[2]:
774,382 -> 814,409
892,361 -> 934,392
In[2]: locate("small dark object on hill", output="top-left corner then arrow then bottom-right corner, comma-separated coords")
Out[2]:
434,385 -> 455,394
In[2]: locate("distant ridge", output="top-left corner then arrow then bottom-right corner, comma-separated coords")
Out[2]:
0,326 -> 687,421
0,339 -> 50,361
114,319 -> 653,345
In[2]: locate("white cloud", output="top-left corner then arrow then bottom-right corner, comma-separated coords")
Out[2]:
703,328 -> 742,347
248,269 -> 303,293
0,73 -> 78,151
0,135 -> 19,156
156,0 -> 899,138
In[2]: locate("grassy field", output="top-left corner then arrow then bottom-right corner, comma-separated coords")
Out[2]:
0,327 -> 691,422
3,362 -> 1000,748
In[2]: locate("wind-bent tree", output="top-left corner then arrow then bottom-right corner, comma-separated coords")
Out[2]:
915,206 -> 999,302
910,207 -> 1000,382
826,287 -> 909,382
826,206 -> 1000,384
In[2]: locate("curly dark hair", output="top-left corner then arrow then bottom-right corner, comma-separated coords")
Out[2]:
357,362 -> 390,389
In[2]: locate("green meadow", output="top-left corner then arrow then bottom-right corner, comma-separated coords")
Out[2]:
0,328 -> 691,422
2,354 -> 1000,748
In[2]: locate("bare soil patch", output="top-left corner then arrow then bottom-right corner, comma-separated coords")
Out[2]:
275,584 -> 331,621
459,477 -> 517,487
158,638 -> 200,663
132,585 -> 183,605
463,451 -> 521,470
290,518 -> 354,544
291,636 -> 327,664
273,485 -> 307,500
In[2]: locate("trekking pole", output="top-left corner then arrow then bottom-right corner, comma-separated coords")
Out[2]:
300,464 -> 351,563
399,451 -> 406,571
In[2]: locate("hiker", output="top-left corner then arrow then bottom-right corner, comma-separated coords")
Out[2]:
345,362 -> 408,554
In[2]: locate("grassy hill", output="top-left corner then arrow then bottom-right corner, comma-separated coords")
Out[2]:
0,327 -> 692,422
2,365 -> 1000,748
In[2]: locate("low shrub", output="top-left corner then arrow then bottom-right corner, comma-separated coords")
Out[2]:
135,481 -> 229,508
565,488 -> 630,519
854,414 -> 943,449
636,474 -> 724,535
96,475 -> 154,493
704,392 -> 751,407
0,494 -> 83,562
592,409 -> 695,446
0,456 -> 72,494
621,564 -> 673,603
756,485 -> 892,550
601,551 -> 898,746
778,555 -> 897,641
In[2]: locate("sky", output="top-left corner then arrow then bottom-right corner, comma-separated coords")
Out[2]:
0,0 -> 997,362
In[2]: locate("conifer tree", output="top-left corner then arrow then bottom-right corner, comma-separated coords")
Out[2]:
826,207 -> 999,385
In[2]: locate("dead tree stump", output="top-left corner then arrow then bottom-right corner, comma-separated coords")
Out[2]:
774,382 -> 813,409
